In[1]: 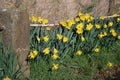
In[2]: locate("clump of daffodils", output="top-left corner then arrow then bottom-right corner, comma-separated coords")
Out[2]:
31,16 -> 48,24
60,20 -> 75,30
98,32 -> 107,38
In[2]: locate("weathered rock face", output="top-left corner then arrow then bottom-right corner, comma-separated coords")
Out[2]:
0,9 -> 30,79
0,0 -> 120,22
91,0 -> 110,17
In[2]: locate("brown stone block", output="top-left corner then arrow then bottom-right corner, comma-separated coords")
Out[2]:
0,8 -> 30,79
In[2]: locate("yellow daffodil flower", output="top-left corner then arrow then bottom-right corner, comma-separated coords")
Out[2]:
104,24 -> 107,28
75,17 -> 80,21
107,62 -> 113,67
78,12 -> 83,17
118,35 -> 120,39
110,29 -> 117,37
80,15 -> 85,21
94,48 -> 100,53
76,23 -> 84,29
76,29 -> 83,34
63,37 -> 68,43
43,36 -> 49,42
31,16 -> 37,23
108,22 -> 113,27
52,53 -> 59,59
52,64 -> 59,70
42,19 -> 48,24
98,33 -> 104,39
38,17 -> 43,23
3,76 -> 11,80
36,36 -> 40,42
117,17 -> 120,22
43,47 -> 50,55
57,34 -> 63,40
86,23 -> 93,31
81,36 -> 85,42
54,48 -> 58,54
60,20 -> 67,27
95,24 -> 101,29
28,50 -> 38,59
103,32 -> 107,36
100,16 -> 105,20
76,50 -> 82,55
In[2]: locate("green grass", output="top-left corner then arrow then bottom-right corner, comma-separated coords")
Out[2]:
30,41 -> 120,80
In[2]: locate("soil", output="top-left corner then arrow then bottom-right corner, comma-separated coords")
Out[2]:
105,71 -> 120,80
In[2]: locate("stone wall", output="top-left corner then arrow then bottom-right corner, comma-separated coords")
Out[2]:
0,0 -> 120,23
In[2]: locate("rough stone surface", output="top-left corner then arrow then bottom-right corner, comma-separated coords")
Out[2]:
0,9 -> 30,79
91,0 -> 109,17
0,0 -> 120,21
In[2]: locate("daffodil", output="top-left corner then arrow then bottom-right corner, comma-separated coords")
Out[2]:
112,32 -> 117,37
103,32 -> 107,36
38,17 -> 43,23
108,22 -> 113,27
31,16 -> 37,23
54,48 -> 58,54
78,12 -> 83,17
94,48 -> 100,53
33,50 -> 38,55
52,64 -> 59,70
75,17 -> 80,21
86,23 -> 93,30
63,37 -> 68,43
85,13 -> 92,21
3,76 -> 11,80
36,36 -> 40,42
81,36 -> 85,42
100,16 -> 105,20
98,33 -> 104,38
43,47 -> 50,55
95,24 -> 101,29
76,29 -> 83,34
107,62 -> 113,67
57,34 -> 63,40
104,24 -> 107,28
117,17 -> 120,22
52,53 -> 59,59
118,35 -> 120,39
110,29 -> 117,37
42,19 -> 48,24
28,50 -> 38,59
76,23 -> 84,29
76,50 -> 82,55
60,20 -> 67,27
80,15 -> 85,21
43,36 -> 49,42
67,20 -> 74,25
28,52 -> 34,59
